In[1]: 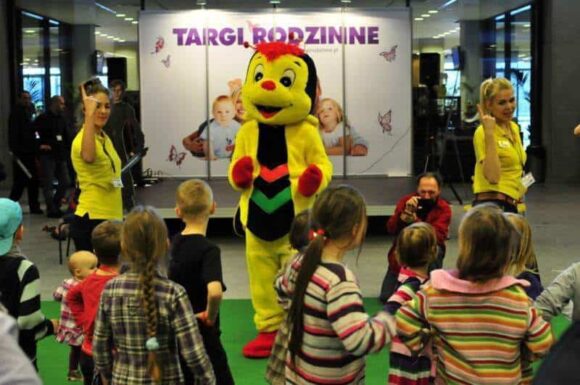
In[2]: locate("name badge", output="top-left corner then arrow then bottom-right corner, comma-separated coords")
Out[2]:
497,139 -> 511,149
112,178 -> 123,188
56,135 -> 63,142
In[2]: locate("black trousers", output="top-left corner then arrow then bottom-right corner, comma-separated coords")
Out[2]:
472,198 -> 518,213
39,154 -> 70,213
9,155 -> 41,210
70,214 -> 105,252
182,323 -> 234,385
79,351 -> 94,385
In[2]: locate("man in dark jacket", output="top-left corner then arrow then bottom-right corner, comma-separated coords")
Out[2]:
103,80 -> 145,211
35,95 -> 71,218
8,91 -> 42,214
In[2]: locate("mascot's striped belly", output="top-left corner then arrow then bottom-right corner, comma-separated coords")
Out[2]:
246,124 -> 294,241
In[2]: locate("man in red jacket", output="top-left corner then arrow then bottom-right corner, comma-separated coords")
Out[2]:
379,172 -> 451,303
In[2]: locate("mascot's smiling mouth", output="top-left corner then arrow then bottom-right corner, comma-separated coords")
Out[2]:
256,104 -> 284,119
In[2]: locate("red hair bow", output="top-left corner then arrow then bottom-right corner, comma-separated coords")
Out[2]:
308,229 -> 326,241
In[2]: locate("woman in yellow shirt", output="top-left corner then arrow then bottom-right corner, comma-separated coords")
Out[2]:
70,80 -> 123,251
472,78 -> 526,213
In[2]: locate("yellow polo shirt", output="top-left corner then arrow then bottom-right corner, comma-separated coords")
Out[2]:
71,127 -> 123,220
473,121 -> 527,200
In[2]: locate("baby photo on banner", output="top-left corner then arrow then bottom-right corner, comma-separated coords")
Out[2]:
139,8 -> 411,177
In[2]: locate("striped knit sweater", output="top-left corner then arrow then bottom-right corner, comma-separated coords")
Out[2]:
396,269 -> 553,385
275,257 -> 393,385
0,245 -> 53,365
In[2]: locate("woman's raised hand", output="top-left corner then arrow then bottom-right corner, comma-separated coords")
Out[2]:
79,82 -> 98,120
477,104 -> 496,135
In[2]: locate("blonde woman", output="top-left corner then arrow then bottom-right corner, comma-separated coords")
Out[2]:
473,78 -> 526,213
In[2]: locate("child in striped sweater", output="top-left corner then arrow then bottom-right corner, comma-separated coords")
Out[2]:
396,203 -> 554,385
276,185 -> 395,385
384,222 -> 438,385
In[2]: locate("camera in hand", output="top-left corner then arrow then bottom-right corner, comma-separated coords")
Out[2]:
416,198 -> 436,219
83,78 -> 102,94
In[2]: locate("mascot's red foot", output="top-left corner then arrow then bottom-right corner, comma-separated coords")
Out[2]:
242,331 -> 277,358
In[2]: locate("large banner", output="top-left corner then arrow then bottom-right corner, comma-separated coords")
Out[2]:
139,8 -> 411,177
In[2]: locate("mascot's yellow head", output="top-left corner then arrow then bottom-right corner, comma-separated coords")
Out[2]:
242,42 -> 318,126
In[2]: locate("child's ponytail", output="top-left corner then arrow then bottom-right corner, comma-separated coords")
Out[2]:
288,231 -> 325,361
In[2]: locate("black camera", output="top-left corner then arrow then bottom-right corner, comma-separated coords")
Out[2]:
83,78 -> 102,95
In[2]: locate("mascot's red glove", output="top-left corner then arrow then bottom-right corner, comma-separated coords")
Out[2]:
298,164 -> 323,197
232,156 -> 254,188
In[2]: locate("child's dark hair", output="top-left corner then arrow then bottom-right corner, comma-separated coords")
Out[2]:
457,203 -> 518,283
289,209 -> 311,252
121,206 -> 169,383
288,185 -> 367,360
91,221 -> 122,266
396,222 -> 437,269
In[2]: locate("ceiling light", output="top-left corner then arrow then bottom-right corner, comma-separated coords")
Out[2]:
107,36 -> 115,39
124,17 -> 133,21
132,21 -> 139,25
340,0 -> 352,3
421,14 -> 430,18
414,17 -> 424,21
95,2 -> 116,15
428,10 -> 438,14
101,34 -> 109,37
196,0 -> 207,4
95,31 -> 101,35
119,39 -> 126,43
116,14 -> 126,18
524,24 -> 531,28
25,29 -> 35,34
440,0 -> 457,9
518,53 -> 526,57
270,0 -> 281,4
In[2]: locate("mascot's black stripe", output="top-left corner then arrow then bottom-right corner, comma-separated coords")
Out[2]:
253,176 -> 290,198
257,123 -> 288,168
247,199 -> 295,241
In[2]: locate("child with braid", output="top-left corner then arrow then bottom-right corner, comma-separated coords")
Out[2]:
93,206 -> 215,385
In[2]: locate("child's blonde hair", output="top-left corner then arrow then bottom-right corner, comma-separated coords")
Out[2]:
176,179 -> 214,219
479,77 -> 513,113
457,203 -> 518,283
121,206 -> 169,383
212,95 -> 234,112
317,98 -> 344,124
396,222 -> 438,269
504,213 -> 540,276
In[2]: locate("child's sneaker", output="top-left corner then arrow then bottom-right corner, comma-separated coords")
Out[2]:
67,370 -> 83,381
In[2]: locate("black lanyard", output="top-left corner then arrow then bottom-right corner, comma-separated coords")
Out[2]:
99,134 -> 116,173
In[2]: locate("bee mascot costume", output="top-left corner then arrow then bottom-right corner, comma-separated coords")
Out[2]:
229,41 -> 332,358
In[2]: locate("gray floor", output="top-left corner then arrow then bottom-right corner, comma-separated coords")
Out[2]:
3,181 -> 580,301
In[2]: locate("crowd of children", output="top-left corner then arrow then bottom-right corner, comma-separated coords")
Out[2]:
2,178 -> 580,384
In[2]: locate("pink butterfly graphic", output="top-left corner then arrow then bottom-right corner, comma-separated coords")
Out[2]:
379,45 -> 398,62
161,55 -> 171,68
378,110 -> 393,135
246,20 -> 259,32
151,36 -> 165,54
167,145 -> 186,167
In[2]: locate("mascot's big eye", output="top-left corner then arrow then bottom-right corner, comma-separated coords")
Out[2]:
254,64 -> 264,82
280,69 -> 296,88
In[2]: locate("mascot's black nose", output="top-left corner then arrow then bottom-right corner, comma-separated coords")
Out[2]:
261,80 -> 276,91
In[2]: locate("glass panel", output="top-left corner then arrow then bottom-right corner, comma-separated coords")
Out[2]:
49,20 -> 61,97
21,11 -> 45,114
510,5 -> 532,148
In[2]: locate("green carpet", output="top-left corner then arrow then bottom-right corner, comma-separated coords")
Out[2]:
38,300 -> 570,384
